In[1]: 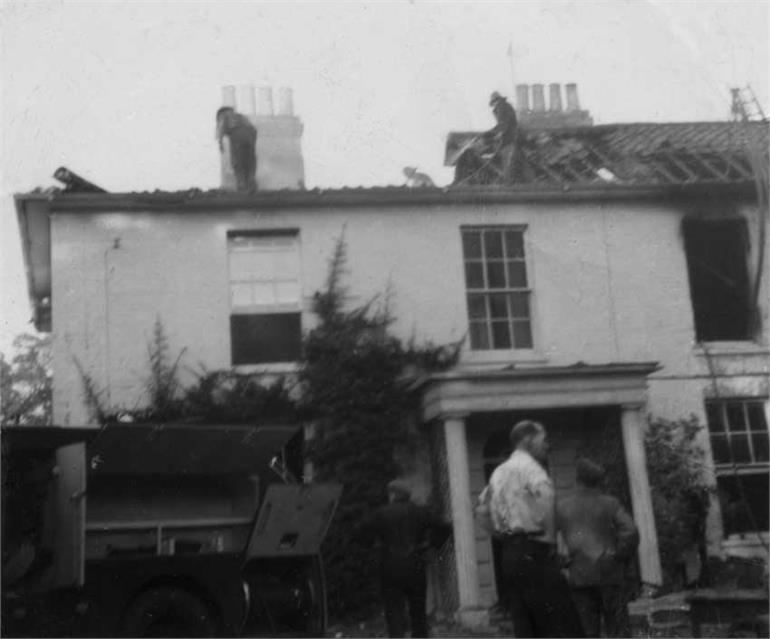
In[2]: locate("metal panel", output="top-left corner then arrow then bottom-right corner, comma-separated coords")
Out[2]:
245,483 -> 341,558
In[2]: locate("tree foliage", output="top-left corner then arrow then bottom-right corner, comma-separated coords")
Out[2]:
645,415 -> 713,590
1,333 -> 52,426
299,235 -> 460,617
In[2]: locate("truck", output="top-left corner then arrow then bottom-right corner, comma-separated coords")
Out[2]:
1,423 -> 341,637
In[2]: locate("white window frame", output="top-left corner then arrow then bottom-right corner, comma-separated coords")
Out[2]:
705,398 -> 769,538
460,225 -> 541,361
227,230 -> 303,368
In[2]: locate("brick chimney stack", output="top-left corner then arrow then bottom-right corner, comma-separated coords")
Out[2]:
513,82 -> 593,129
220,84 -> 305,191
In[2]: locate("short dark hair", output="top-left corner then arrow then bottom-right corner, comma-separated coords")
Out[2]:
509,420 -> 544,449
576,457 -> 606,488
216,106 -> 235,119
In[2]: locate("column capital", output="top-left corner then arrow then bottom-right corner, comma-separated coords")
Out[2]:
620,402 -> 646,413
441,411 -> 470,422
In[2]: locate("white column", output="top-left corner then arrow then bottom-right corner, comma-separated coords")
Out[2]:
443,414 -> 486,625
621,405 -> 663,590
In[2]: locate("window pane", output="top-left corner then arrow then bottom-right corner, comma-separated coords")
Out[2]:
486,262 -> 506,289
513,321 -> 533,349
489,293 -> 509,318
710,435 -> 730,464
752,433 -> 769,462
273,250 -> 300,277
726,402 -> 747,432
510,292 -> 530,318
231,313 -> 302,364
491,321 -> 512,349
484,231 -> 503,258
706,403 -> 725,433
275,281 -> 300,304
251,282 -> 276,305
467,295 -> 487,320
465,262 -> 484,289
462,231 -> 482,259
729,434 -> 751,463
717,473 -> 770,535
506,261 -> 528,288
747,403 -> 768,432
505,231 -> 524,258
231,284 -> 253,307
469,321 -> 490,350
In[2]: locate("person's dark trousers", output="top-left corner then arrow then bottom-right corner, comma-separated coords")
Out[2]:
381,562 -> 428,638
571,585 -> 629,638
498,535 -> 585,638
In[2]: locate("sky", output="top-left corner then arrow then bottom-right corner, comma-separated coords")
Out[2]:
1,0 -> 768,353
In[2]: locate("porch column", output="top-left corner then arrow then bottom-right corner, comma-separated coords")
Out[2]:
621,404 -> 663,590
443,414 -> 486,626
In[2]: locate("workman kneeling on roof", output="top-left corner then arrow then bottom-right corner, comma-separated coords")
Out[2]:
483,91 -> 519,183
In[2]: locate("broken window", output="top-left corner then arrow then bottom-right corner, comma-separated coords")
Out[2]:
461,227 -> 533,350
706,399 -> 769,535
227,231 -> 302,364
683,217 -> 753,342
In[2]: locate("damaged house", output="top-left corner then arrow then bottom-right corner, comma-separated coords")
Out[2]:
14,83 -> 769,625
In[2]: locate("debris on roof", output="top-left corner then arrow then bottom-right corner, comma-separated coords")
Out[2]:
446,121 -> 769,187
53,166 -> 107,193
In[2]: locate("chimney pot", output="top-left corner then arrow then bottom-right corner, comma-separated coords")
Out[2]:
257,86 -> 274,116
549,83 -> 562,112
238,85 -> 256,116
532,84 -> 545,112
276,87 -> 294,116
515,84 -> 530,112
565,83 -> 580,111
222,86 -> 236,108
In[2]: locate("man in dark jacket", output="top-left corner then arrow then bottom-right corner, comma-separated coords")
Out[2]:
216,106 -> 258,192
359,479 -> 451,638
556,458 -> 639,638
483,91 -> 519,183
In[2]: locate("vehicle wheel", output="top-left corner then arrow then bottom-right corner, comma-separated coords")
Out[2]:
119,587 -> 216,638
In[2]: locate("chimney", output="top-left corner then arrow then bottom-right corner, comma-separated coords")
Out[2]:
219,84 -> 305,191
532,84 -> 545,112
256,86 -> 274,116
276,87 -> 294,116
565,83 -> 581,112
549,83 -> 562,112
515,84 -> 530,112
237,85 -> 256,117
222,86 -> 236,108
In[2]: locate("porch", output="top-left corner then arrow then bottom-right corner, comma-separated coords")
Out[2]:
418,362 -> 663,627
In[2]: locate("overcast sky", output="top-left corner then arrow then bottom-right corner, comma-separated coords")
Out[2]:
1,0 -> 768,352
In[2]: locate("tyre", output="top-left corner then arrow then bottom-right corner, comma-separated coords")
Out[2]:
119,586 -> 216,638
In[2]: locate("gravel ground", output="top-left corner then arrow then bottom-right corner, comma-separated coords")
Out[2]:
328,613 -> 508,638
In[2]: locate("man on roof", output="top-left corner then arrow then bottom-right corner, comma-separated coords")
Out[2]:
483,91 -> 519,184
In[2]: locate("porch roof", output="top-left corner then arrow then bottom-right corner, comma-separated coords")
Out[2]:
418,362 -> 660,421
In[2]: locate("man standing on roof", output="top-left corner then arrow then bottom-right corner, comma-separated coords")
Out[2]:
487,420 -> 584,637
483,91 -> 519,184
216,107 -> 258,192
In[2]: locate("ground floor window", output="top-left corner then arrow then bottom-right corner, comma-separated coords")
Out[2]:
705,399 -> 769,536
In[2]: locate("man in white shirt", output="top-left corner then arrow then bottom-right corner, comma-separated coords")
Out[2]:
487,420 -> 584,638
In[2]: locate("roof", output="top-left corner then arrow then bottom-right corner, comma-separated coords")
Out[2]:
446,121 -> 769,187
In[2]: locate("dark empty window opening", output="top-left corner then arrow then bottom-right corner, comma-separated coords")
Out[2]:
683,217 -> 753,342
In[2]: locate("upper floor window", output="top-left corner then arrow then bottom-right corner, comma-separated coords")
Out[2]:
461,227 -> 533,351
706,398 -> 769,536
227,231 -> 302,365
683,217 -> 753,342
